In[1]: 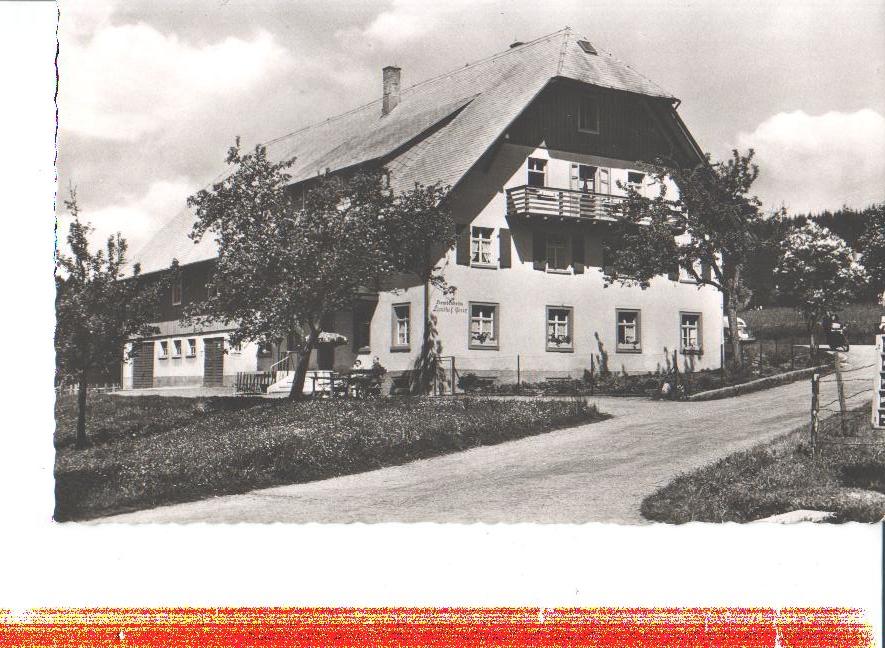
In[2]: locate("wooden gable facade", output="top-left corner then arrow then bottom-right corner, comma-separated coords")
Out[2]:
506,79 -> 701,168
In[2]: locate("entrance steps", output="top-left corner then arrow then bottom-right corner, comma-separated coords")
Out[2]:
266,370 -> 334,395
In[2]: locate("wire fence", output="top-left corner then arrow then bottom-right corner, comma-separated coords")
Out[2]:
54,383 -> 122,396
723,337 -> 825,376
426,340 -> 827,398
809,358 -> 881,451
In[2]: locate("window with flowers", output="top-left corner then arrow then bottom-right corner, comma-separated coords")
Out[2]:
546,306 -> 573,351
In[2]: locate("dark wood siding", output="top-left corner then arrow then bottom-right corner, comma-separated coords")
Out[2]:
131,341 -> 154,389
138,259 -> 216,324
203,337 -> 224,387
507,80 -> 696,166
317,313 -> 335,370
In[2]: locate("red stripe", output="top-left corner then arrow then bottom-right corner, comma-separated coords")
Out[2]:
0,608 -> 872,647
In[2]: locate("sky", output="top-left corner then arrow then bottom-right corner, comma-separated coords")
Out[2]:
57,0 -> 885,257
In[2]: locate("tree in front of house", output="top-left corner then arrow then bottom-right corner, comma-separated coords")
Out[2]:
380,181 -> 455,394
603,149 -> 764,366
55,190 -> 167,448
774,220 -> 867,357
186,140 -> 455,398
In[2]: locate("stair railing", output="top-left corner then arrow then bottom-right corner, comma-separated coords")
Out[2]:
269,351 -> 298,378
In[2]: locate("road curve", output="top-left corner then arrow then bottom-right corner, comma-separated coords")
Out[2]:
101,346 -> 876,524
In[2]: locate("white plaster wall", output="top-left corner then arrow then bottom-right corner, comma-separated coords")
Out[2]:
369,143 -> 723,380
122,333 -> 259,388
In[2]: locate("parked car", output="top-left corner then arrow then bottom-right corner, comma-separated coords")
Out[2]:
723,316 -> 755,342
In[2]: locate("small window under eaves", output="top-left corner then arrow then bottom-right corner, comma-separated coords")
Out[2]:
577,40 -> 598,55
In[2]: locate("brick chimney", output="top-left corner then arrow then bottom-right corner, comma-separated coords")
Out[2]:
382,65 -> 401,116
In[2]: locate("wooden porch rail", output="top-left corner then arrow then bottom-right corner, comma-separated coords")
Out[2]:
506,185 -> 625,222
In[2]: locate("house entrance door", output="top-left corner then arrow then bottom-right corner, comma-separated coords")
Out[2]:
203,337 -> 225,386
317,345 -> 334,371
131,341 -> 154,389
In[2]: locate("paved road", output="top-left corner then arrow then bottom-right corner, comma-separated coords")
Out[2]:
103,346 -> 876,525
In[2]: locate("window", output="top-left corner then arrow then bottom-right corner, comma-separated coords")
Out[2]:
172,339 -> 183,358
158,340 -> 169,359
470,227 -> 494,266
546,236 -> 570,272
230,341 -> 242,355
577,40 -> 598,55
627,171 -> 645,187
570,163 -> 598,192
616,310 -> 641,352
527,157 -> 547,187
680,312 -> 702,354
469,302 -> 499,349
186,338 -> 197,357
578,164 -> 597,192
579,96 -> 600,133
546,306 -> 574,352
391,303 -> 411,350
171,280 -> 182,306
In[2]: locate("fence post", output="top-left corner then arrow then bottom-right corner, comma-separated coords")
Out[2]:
516,354 -> 520,393
810,372 -> 820,455
672,349 -> 679,397
834,351 -> 847,436
452,356 -> 457,396
790,337 -> 795,371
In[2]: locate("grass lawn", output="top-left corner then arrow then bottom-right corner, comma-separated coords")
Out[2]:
741,301 -> 882,343
641,407 -> 885,523
55,393 -> 607,521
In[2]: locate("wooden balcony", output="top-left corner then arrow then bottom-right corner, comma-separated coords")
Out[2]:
506,185 -> 624,222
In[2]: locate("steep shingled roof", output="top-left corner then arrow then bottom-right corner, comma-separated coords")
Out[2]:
132,28 -> 678,274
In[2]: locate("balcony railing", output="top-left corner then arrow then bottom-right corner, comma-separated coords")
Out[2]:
506,185 -> 625,222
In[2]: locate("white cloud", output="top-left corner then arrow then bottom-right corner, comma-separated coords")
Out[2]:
56,178 -> 194,262
59,20 -> 290,141
60,0 -> 116,39
357,0 -> 496,46
735,109 -> 885,214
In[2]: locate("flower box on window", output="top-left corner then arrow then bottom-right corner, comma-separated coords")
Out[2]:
546,306 -> 574,352
469,302 -> 499,350
616,309 -> 642,353
680,312 -> 702,355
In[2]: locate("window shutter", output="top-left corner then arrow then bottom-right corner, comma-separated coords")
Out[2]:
572,233 -> 585,274
597,167 -> 610,195
498,228 -> 511,268
455,225 -> 470,266
569,163 -> 580,191
532,231 -> 546,271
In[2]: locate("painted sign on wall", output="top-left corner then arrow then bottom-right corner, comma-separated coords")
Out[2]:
433,298 -> 467,315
